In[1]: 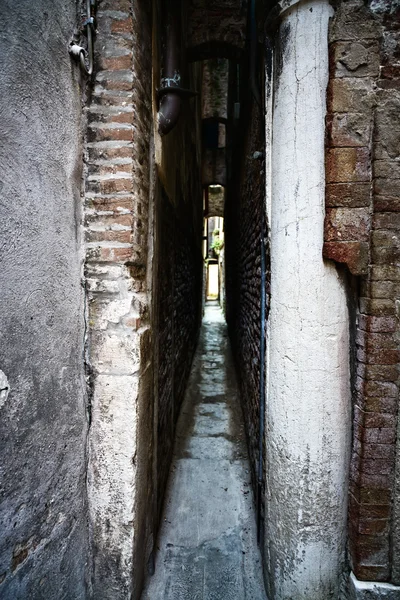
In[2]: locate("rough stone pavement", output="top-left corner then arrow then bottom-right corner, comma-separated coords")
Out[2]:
141,302 -> 267,600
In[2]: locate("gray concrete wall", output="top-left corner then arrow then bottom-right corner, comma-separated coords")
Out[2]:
0,1 -> 89,597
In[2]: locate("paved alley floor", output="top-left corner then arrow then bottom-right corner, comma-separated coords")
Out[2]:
141,302 -> 267,600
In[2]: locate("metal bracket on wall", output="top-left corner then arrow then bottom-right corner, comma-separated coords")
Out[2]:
69,0 -> 96,76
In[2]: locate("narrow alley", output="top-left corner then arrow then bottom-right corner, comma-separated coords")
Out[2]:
2,1 -> 400,598
142,302 -> 267,600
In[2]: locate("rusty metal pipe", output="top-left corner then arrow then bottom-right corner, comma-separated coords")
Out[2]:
158,1 -> 182,136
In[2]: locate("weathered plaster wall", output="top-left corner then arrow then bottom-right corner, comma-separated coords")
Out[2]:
0,0 -> 89,597
324,0 -> 400,589
265,1 -> 352,598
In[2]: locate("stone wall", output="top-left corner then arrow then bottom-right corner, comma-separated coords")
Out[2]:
324,0 -> 400,586
0,0 -> 89,598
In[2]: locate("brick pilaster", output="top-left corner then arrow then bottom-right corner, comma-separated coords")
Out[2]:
83,2 -> 153,597
325,1 -> 400,583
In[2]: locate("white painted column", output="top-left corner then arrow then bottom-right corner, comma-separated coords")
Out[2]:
265,1 -> 351,598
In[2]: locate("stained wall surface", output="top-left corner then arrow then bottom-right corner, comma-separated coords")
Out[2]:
0,0 -> 89,597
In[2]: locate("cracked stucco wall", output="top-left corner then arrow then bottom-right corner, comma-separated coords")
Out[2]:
0,0 -> 89,597
265,1 -> 351,598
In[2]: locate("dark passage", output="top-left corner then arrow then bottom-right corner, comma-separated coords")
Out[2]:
142,302 -> 267,599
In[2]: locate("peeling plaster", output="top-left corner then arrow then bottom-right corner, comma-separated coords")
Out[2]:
0,370 -> 9,409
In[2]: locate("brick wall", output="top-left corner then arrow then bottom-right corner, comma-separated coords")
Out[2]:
324,0 -> 400,583
155,191 -> 203,519
152,3 -> 204,522
225,62 -> 269,524
187,0 -> 247,60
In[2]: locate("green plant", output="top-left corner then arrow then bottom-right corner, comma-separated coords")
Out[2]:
211,237 -> 224,255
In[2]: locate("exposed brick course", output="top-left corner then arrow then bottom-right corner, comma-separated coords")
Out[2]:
83,2 -> 154,598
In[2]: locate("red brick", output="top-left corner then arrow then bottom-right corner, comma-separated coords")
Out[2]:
373,159 -> 400,179
354,565 -> 390,582
327,112 -> 372,147
86,195 -> 133,213
125,317 -> 141,330
371,280 -> 400,298
358,314 -> 397,332
363,443 -> 396,461
373,212 -> 400,231
364,397 -> 399,415
363,364 -> 400,383
326,182 -> 371,208
326,147 -> 370,183
86,177 -> 133,195
323,241 -> 369,275
111,17 -> 133,34
331,41 -> 380,78
358,518 -> 390,536
374,196 -> 400,212
358,486 -> 392,505
85,213 -> 132,228
359,297 -> 396,316
356,425 -> 397,445
86,229 -> 131,244
363,411 -> 396,428
354,532 -> 390,565
371,247 -> 400,266
98,0 -> 131,9
375,178 -> 400,197
87,144 -> 133,162
327,78 -> 376,113
367,347 -> 400,365
99,246 -> 133,262
329,4 -> 382,42
99,55 -> 133,71
95,76 -> 133,92
325,207 -> 370,242
364,380 -> 398,398
380,65 -> 400,79
88,111 -> 133,127
87,125 -> 133,143
92,162 -> 132,176
377,78 -> 400,90
371,265 -> 400,281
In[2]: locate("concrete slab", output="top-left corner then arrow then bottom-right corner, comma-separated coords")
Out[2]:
141,303 -> 267,600
349,572 -> 400,600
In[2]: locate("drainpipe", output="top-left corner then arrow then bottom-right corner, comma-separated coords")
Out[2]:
257,229 -> 266,544
250,0 -> 262,108
158,1 -> 182,136
157,1 -> 197,136
69,0 -> 96,76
